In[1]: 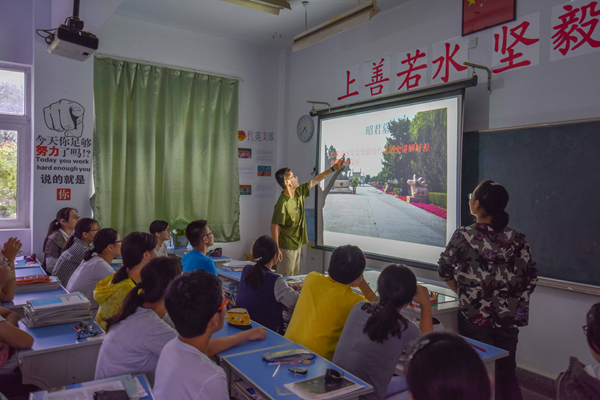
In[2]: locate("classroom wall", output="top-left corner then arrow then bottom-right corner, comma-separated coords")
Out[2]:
284,0 -> 600,378
0,0 -> 33,65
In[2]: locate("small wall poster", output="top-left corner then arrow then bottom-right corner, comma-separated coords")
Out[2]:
240,185 -> 252,195
238,148 -> 252,159
258,166 -> 271,177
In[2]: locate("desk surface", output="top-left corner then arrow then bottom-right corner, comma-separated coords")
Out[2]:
15,266 -> 46,277
223,343 -> 373,400
18,319 -> 104,357
213,320 -> 290,358
29,374 -> 154,400
15,259 -> 42,269
4,286 -> 68,307
463,336 -> 509,362
218,269 -> 243,283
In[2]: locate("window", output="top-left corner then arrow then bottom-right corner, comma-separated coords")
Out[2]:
0,63 -> 31,228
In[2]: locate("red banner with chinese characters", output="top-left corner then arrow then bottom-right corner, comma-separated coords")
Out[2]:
463,0 -> 516,36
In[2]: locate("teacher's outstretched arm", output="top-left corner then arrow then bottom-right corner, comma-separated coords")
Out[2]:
309,155 -> 346,188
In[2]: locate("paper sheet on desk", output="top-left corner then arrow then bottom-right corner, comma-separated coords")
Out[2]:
283,382 -> 365,400
43,380 -> 125,400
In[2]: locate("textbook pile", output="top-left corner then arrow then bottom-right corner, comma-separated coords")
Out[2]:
22,292 -> 93,328
15,274 -> 62,293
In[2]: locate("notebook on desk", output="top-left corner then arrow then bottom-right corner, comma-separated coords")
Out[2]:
291,374 -> 357,399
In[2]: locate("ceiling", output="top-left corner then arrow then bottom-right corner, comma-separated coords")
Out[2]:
113,0 -> 410,50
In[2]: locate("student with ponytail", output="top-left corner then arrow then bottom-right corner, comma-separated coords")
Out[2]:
94,232 -> 158,331
332,264 -> 433,400
438,180 -> 538,400
54,218 -> 98,286
42,207 -> 78,273
66,229 -> 122,308
94,257 -> 181,383
235,236 -> 299,334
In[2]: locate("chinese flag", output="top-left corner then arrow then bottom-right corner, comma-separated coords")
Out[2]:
463,0 -> 515,36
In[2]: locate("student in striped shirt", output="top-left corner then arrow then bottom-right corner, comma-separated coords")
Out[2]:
54,218 -> 98,286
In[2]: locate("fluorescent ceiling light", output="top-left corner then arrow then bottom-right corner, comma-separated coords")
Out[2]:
292,0 -> 379,52
220,0 -> 291,16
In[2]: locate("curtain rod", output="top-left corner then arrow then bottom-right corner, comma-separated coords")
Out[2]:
95,54 -> 244,82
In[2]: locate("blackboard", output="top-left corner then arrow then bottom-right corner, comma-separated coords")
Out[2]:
462,118 -> 600,288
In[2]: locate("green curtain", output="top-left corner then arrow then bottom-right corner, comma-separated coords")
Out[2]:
93,56 -> 240,241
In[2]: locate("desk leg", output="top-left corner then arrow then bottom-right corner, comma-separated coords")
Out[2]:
484,360 -> 496,400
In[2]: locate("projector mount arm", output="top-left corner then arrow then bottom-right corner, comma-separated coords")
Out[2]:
307,101 -> 331,112
463,62 -> 492,94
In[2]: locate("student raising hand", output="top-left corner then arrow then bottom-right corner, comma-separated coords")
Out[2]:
1,238 -> 21,265
412,285 -> 434,334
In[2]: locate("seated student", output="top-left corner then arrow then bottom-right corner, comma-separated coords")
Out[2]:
333,264 -> 434,400
284,244 -> 378,360
154,271 -> 236,400
405,332 -> 490,400
42,207 -> 78,273
150,220 -> 170,257
0,306 -> 33,374
181,220 -> 217,275
0,238 -> 22,303
557,302 -> 600,399
94,232 -> 157,331
54,218 -> 98,286
235,236 -> 299,334
67,228 -> 122,308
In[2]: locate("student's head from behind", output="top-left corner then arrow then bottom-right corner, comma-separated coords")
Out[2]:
245,236 -> 279,289
585,302 -> 600,363
83,228 -> 121,262
470,180 -> 510,232
363,264 -> 417,343
106,257 -> 182,330
406,332 -> 491,400
186,220 -> 214,248
112,232 -> 158,284
328,245 -> 366,285
275,167 -> 299,191
165,270 -> 226,338
149,220 -> 170,241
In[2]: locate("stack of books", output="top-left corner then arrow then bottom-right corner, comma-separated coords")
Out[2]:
15,275 -> 62,293
22,292 -> 93,328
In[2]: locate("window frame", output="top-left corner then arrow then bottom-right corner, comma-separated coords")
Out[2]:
0,62 -> 31,229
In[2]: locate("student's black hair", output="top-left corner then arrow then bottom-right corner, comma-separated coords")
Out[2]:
244,236 -> 279,289
149,220 -> 169,235
105,257 -> 182,331
112,232 -> 157,284
473,180 -> 510,231
406,332 -> 491,400
62,218 -> 98,252
586,302 -> 600,354
363,264 -> 416,343
83,228 -> 118,262
275,167 -> 291,190
186,220 -> 208,247
164,270 -> 224,338
43,207 -> 77,252
328,244 -> 366,284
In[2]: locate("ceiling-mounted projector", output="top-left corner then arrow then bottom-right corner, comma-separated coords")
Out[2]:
43,0 -> 99,61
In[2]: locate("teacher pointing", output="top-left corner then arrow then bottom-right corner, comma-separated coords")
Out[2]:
271,155 -> 346,277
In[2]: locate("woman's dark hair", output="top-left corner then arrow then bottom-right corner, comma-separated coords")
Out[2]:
43,207 -> 77,253
62,218 -> 98,252
149,220 -> 169,235
586,302 -> 600,354
328,245 -> 366,284
83,228 -> 118,262
165,270 -> 224,338
406,332 -> 491,400
473,179 -> 510,231
363,264 -> 417,343
244,236 -> 279,289
112,232 -> 157,284
106,257 -> 182,331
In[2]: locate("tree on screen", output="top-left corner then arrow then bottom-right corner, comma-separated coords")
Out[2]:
409,108 -> 447,193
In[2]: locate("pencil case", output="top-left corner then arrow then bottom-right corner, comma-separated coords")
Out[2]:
262,349 -> 316,363
16,274 -> 50,285
227,308 -> 252,330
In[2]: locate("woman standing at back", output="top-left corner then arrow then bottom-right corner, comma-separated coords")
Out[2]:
438,180 -> 538,400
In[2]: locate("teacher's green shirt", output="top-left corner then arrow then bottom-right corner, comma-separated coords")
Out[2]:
271,182 -> 311,251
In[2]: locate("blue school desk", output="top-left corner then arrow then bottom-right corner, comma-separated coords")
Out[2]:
14,259 -> 42,268
15,266 -> 45,277
213,320 -> 291,358
18,319 -> 105,389
2,286 -> 68,318
29,374 -> 155,400
222,343 -> 374,400
218,269 -> 243,283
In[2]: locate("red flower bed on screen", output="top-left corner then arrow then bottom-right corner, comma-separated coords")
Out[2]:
412,202 -> 447,220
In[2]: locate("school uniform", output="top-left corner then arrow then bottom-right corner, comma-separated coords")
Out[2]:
66,255 -> 115,308
182,250 -> 217,275
54,238 -> 92,286
43,229 -> 68,274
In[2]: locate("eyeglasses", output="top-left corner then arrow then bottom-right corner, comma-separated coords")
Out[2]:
286,174 -> 298,181
583,325 -> 588,335
114,240 -> 123,244
204,231 -> 214,238
218,297 -> 230,311
468,193 -> 473,200
324,369 -> 344,385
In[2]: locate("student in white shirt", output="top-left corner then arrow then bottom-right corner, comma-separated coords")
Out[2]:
149,220 -> 170,257
154,271 -> 258,400
67,228 -> 122,308
42,207 -> 78,273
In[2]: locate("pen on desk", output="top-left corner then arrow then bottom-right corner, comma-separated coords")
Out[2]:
268,361 -> 301,366
469,342 -> 487,352
272,364 -> 281,378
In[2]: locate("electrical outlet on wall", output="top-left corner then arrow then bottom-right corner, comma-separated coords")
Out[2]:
469,37 -> 478,49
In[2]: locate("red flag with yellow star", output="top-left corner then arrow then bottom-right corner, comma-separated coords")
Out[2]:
462,0 -> 516,36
